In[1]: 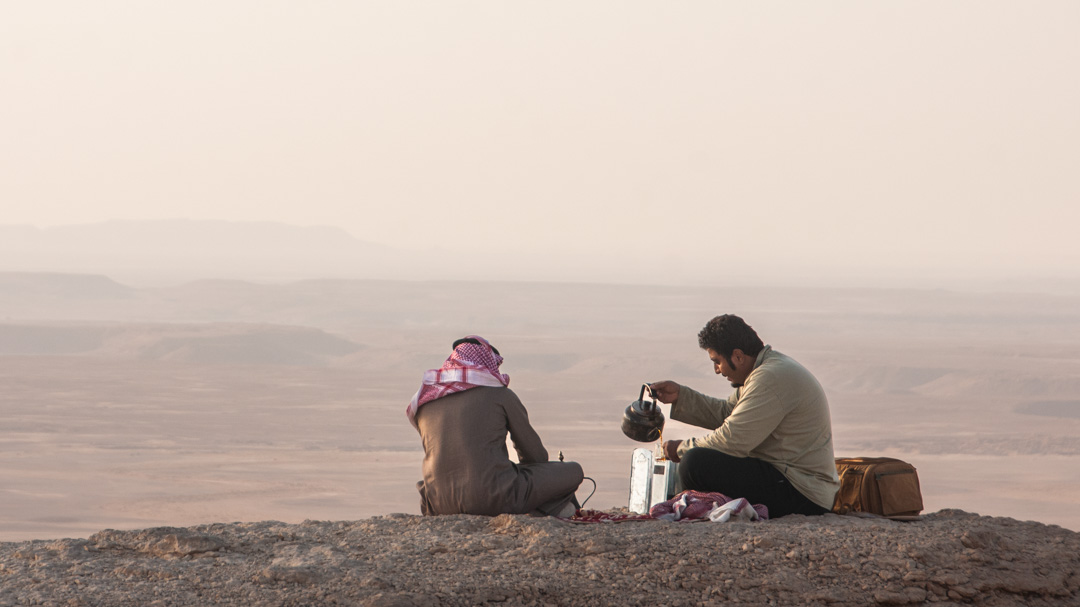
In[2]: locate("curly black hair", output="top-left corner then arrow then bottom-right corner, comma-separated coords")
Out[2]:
697,314 -> 764,360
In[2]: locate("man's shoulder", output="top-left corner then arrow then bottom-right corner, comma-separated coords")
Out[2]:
480,385 -> 524,407
753,349 -> 816,383
757,347 -> 797,370
751,348 -> 828,409
473,385 -> 518,398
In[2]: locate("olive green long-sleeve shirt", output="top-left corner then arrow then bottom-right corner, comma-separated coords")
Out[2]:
671,345 -> 840,509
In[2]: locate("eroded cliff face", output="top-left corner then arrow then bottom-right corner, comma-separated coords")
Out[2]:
1,509 -> 1077,607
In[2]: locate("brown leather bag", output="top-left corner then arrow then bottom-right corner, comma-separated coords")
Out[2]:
833,457 -> 923,518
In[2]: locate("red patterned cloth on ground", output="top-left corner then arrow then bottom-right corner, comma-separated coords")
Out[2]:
565,491 -> 768,523
650,490 -> 769,521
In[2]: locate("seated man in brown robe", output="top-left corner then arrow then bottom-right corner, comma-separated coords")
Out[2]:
407,336 -> 584,517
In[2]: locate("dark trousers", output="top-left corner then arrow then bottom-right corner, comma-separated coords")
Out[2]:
677,447 -> 829,518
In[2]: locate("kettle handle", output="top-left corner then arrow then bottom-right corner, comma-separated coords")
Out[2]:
638,383 -> 656,410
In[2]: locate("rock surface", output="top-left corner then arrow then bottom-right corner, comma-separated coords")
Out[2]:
1,509 -> 1077,606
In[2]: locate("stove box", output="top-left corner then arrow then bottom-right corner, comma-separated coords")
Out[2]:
627,447 -> 678,514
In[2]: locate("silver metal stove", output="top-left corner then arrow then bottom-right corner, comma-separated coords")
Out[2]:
628,447 -> 678,514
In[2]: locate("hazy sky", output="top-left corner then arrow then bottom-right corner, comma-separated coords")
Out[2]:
3,2 -> 1078,287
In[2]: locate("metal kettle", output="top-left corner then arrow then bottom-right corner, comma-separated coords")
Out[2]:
621,383 -> 665,442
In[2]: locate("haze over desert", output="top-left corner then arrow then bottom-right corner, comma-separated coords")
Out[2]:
2,271 -> 1078,541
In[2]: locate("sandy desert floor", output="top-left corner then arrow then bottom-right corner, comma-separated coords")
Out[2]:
1,279 -> 1079,541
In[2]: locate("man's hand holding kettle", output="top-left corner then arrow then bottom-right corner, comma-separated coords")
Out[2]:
648,380 -> 680,404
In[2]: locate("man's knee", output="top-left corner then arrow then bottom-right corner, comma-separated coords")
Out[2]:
537,461 -> 584,493
676,447 -> 714,490
568,461 -> 584,479
677,447 -> 750,492
562,461 -> 584,488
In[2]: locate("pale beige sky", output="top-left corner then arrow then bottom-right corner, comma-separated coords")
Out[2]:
2,1 -> 1078,287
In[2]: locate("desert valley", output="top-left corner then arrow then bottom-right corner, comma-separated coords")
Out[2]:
1,272 -> 1078,541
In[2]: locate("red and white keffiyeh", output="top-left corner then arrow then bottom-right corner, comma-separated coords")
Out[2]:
406,335 -> 510,430
649,490 -> 769,522
566,491 -> 768,524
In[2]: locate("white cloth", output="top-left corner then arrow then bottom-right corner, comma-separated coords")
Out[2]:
707,497 -> 761,523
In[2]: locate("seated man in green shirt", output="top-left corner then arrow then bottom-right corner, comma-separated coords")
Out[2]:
649,314 -> 839,518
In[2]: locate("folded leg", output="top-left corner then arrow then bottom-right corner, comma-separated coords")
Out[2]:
513,461 -> 584,515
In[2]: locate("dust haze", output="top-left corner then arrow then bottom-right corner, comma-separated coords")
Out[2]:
2,270 -> 1078,541
4,3 -> 1080,290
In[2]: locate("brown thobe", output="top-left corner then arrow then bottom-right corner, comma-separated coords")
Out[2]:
414,386 -> 583,516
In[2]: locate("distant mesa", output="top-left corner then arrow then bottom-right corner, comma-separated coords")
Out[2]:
1016,400 -> 1080,420
0,322 -> 361,365
0,324 -> 113,355
0,272 -> 134,300
142,326 -> 362,365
